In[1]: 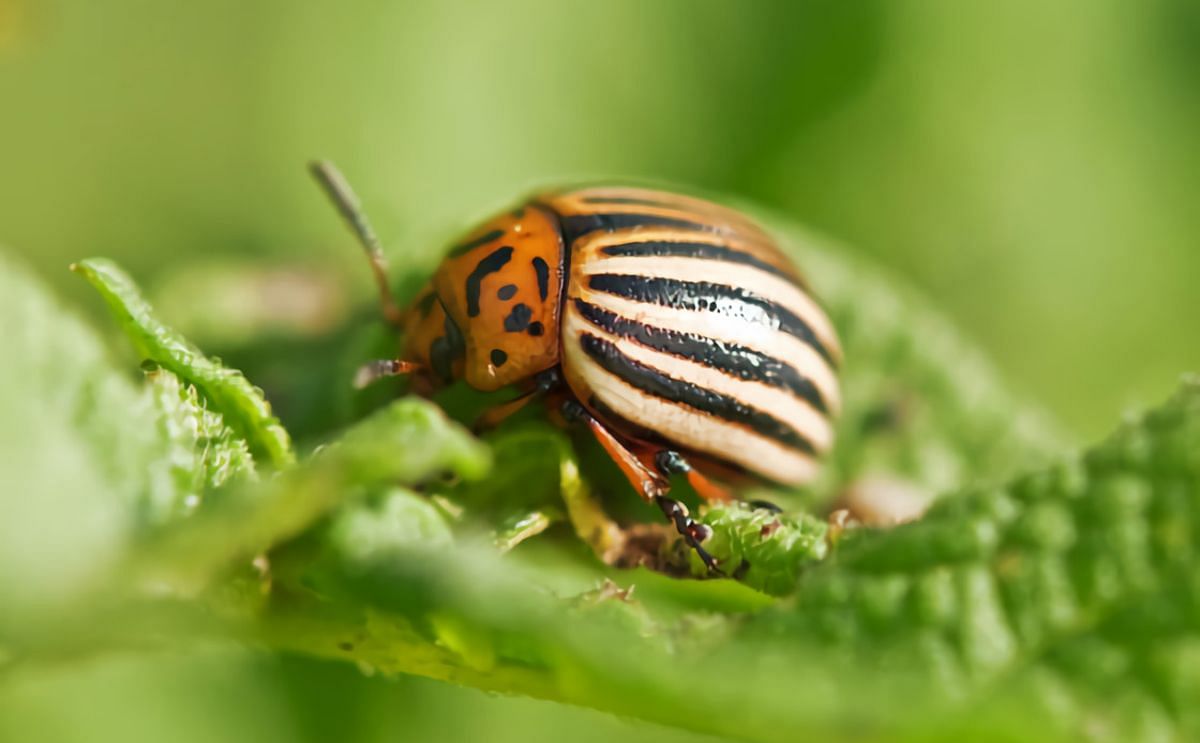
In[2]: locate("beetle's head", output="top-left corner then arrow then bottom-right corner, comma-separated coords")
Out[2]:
402,205 -> 564,392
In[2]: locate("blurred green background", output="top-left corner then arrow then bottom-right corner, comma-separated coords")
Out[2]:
2,1 -> 1198,741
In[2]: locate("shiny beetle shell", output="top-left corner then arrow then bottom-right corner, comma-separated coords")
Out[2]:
401,185 -> 842,487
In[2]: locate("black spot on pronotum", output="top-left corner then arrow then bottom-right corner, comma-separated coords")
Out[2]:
497,284 -> 518,301
449,229 -> 504,257
490,349 -> 508,367
465,246 -> 514,317
503,303 -> 532,332
527,321 -> 544,337
532,257 -> 550,301
511,207 -> 526,219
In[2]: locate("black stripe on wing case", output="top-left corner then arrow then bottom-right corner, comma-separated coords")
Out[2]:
579,333 -> 817,456
598,239 -> 793,281
532,256 -> 550,301
579,195 -> 677,208
573,299 -> 828,414
560,212 -> 712,244
586,274 -> 838,369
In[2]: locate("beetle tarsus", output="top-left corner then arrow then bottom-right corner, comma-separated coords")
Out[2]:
564,405 -> 719,571
655,495 -> 720,573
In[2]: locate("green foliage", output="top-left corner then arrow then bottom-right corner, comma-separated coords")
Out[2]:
753,378 -> 1200,735
4,5 -> 1198,741
71,258 -> 295,468
779,227 -> 1068,500
125,396 -> 490,594
1,239 -> 1196,743
685,503 -> 829,595
0,253 -> 151,628
140,366 -> 257,524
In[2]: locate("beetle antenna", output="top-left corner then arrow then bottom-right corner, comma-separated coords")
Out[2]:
309,160 -> 405,327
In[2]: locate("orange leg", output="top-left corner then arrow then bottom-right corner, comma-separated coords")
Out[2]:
686,470 -> 734,503
474,369 -> 562,433
473,391 -> 539,432
560,400 -> 719,571
586,418 -> 669,501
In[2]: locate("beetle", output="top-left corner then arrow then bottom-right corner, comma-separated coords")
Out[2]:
310,162 -> 841,569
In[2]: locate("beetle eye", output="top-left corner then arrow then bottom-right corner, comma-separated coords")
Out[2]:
428,311 -> 465,384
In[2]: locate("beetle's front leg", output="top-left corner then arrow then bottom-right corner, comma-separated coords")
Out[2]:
560,400 -> 720,572
473,368 -> 562,432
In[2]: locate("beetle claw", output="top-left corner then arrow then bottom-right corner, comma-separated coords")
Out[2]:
654,496 -> 721,574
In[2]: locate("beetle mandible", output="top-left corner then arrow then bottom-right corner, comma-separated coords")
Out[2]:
311,162 -> 841,569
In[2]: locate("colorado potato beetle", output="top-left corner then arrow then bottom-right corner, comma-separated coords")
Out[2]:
311,162 -> 841,568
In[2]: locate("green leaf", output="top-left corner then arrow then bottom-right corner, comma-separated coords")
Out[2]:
687,503 -> 829,595
447,425 -> 566,517
0,252 -> 152,626
72,258 -> 295,468
244,379 -> 1200,742
328,488 -> 456,564
493,509 -> 558,553
128,397 -> 490,591
141,367 -> 257,525
775,223 -> 1068,500
747,377 -> 1200,736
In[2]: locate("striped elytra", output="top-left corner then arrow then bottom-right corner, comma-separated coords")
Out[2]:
399,185 -> 842,491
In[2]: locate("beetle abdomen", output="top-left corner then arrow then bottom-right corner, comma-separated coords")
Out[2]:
548,187 -> 842,486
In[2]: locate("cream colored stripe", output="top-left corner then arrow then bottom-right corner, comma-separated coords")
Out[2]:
576,225 -> 762,253
573,285 -> 841,414
557,188 -> 774,239
568,305 -> 833,452
563,315 -> 819,485
580,254 -> 839,358
573,225 -> 795,278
